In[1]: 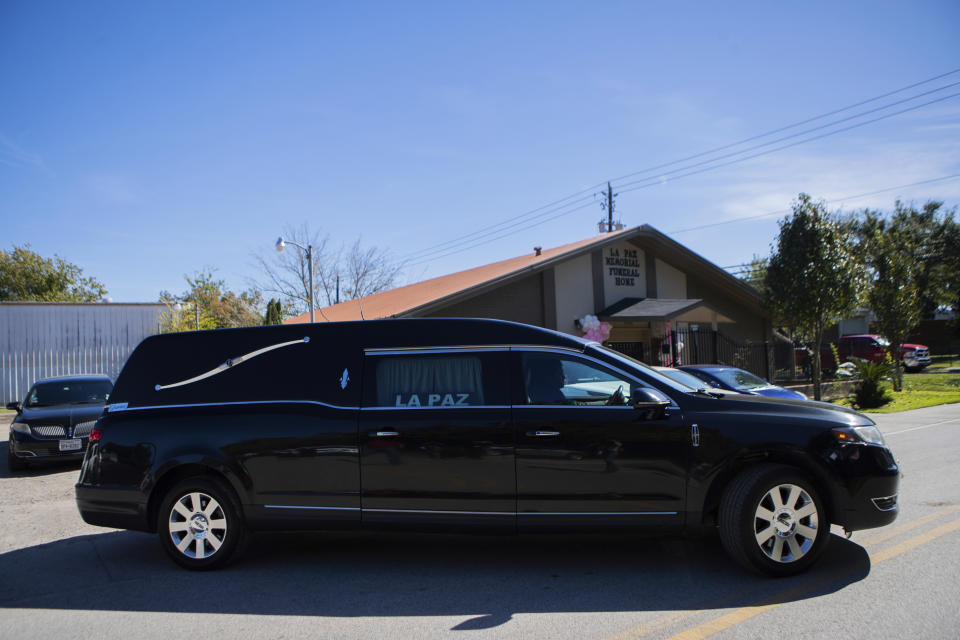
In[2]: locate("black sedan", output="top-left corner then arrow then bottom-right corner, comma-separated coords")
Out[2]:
7,375 -> 113,470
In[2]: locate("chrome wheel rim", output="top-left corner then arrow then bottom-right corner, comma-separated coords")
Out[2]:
168,491 -> 227,560
754,483 -> 819,563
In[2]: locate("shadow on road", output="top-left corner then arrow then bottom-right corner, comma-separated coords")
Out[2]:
0,528 -> 871,627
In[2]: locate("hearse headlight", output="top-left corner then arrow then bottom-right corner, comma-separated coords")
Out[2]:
832,425 -> 887,447
10,422 -> 31,435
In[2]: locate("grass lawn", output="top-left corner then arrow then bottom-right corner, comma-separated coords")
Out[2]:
833,371 -> 960,413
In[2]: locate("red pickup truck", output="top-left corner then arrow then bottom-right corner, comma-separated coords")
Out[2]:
797,334 -> 931,373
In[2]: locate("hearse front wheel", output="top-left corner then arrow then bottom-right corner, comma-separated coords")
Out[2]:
718,465 -> 829,577
158,476 -> 245,570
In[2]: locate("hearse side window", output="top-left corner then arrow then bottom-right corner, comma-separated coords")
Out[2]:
371,354 -> 507,407
521,353 -> 636,406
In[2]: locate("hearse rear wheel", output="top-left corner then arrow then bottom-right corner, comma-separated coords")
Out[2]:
718,464 -> 829,577
158,476 -> 245,570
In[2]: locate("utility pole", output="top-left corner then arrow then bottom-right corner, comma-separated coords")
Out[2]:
606,182 -> 614,232
598,182 -> 619,233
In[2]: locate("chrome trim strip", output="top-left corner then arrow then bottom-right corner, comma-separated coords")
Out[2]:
519,511 -> 678,516
871,495 -> 898,512
256,505 -> 678,516
510,345 -> 587,355
264,505 -> 360,511
365,346 -> 511,355
361,405 -> 511,411
108,399 -> 359,413
514,405 -> 636,410
364,508 -> 513,516
363,345 -> 588,356
155,337 -> 310,391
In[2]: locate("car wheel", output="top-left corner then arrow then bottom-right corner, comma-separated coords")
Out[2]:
718,465 -> 829,577
157,476 -> 245,570
7,445 -> 27,471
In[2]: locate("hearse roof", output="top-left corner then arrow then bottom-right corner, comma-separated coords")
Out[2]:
111,318 -> 591,408
140,317 -> 589,351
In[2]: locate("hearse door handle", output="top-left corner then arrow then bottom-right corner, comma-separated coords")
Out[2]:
371,431 -> 400,437
527,430 -> 561,437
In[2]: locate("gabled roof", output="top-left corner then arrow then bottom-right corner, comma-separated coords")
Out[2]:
285,225 -> 761,324
599,298 -> 735,323
286,228 -> 635,324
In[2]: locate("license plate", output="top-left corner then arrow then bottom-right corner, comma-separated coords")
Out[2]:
59,438 -> 82,452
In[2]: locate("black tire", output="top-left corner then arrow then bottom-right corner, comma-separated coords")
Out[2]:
7,445 -> 27,471
157,476 -> 245,570
718,464 -> 830,577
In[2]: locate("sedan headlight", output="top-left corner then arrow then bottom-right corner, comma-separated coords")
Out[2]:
832,425 -> 887,447
10,422 -> 31,435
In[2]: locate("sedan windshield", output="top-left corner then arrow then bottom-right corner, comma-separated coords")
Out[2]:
588,345 -> 696,394
708,368 -> 770,391
24,380 -> 113,407
656,367 -> 718,390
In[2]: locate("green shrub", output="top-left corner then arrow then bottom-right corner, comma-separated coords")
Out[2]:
852,359 -> 893,409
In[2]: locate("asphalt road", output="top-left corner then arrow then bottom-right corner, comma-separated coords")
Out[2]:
1,404 -> 958,640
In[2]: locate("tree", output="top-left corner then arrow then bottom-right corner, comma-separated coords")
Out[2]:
159,269 -> 263,333
264,298 -> 283,325
739,255 -> 769,293
849,208 -> 928,391
0,244 -> 107,302
252,223 -> 403,319
764,194 -> 865,400
876,201 -> 956,319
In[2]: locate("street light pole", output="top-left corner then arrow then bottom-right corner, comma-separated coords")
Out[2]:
276,236 -> 315,323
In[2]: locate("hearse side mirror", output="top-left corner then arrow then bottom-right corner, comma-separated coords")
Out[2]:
632,388 -> 670,420
6,401 -> 21,414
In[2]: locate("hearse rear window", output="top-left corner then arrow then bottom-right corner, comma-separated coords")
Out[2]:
369,353 -> 508,407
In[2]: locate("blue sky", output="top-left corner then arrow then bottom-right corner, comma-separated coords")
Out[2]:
2,1 -> 959,302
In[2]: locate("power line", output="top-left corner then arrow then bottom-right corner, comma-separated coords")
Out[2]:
613,81 -> 960,191
666,173 -> 960,236
399,184 -> 606,261
615,91 -> 960,197
403,199 -> 598,268
606,67 -> 960,186
398,69 -> 960,267
401,191 -> 599,263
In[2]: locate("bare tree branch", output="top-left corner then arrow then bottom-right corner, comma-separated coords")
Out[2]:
250,223 -> 402,319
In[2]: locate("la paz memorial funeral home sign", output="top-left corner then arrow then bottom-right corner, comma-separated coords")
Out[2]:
603,243 -> 646,302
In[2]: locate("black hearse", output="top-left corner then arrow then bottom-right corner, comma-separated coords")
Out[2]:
76,319 -> 899,575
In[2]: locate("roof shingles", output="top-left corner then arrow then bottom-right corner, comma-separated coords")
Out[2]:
286,228 -> 633,324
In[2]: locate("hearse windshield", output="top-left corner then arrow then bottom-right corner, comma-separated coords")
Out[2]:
25,380 -> 113,408
586,344 -> 699,394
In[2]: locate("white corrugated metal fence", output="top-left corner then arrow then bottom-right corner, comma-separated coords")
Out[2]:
1,303 -> 165,403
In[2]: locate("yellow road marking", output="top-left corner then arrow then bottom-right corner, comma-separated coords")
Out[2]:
662,518 -> 960,640
857,504 -> 960,547
602,507 -> 960,640
870,519 -> 960,564
666,603 -> 778,640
